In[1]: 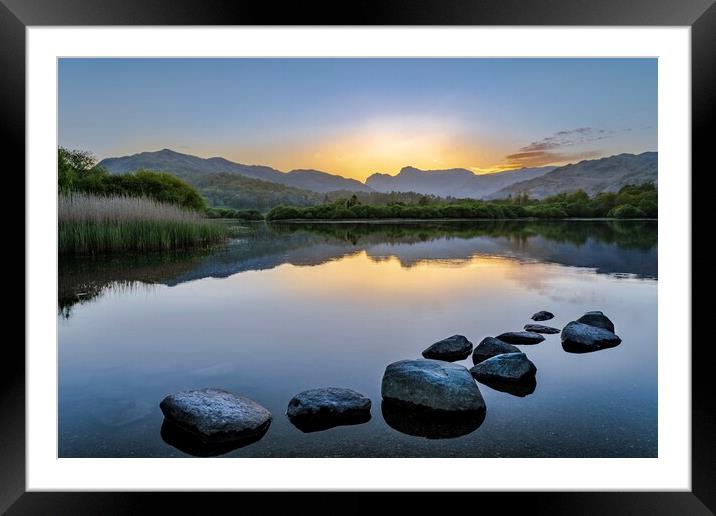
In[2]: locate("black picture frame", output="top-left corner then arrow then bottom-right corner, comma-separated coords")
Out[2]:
5,1 -> 710,513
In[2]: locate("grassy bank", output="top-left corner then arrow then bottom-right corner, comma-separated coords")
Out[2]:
59,194 -> 226,255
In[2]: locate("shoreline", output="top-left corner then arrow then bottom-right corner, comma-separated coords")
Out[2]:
262,217 -> 658,224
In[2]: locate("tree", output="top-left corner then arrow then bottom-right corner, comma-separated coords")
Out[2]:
59,147 -> 97,173
58,148 -> 208,211
607,204 -> 647,219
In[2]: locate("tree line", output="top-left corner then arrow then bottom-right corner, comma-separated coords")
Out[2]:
266,184 -> 657,220
59,148 -> 657,221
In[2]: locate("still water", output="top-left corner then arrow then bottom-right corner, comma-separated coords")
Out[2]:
58,220 -> 657,457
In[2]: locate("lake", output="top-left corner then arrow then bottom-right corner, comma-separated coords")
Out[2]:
58,220 -> 657,457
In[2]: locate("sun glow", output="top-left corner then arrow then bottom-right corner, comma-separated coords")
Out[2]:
268,250 -> 521,303
223,117 -> 512,181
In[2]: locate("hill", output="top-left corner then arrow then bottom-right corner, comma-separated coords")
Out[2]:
99,149 -> 373,193
488,152 -> 657,200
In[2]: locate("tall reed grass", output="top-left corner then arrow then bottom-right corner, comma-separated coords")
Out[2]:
59,193 -> 226,255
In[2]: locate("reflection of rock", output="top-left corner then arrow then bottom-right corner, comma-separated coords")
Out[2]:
475,376 -> 537,397
159,388 -> 272,443
381,401 -> 485,439
422,335 -> 473,362
472,337 -> 520,365
287,387 -> 372,433
496,331 -> 545,344
289,412 -> 371,433
577,311 -> 615,333
470,352 -> 537,383
90,399 -> 154,428
561,321 -> 621,353
381,359 -> 486,412
523,323 -> 560,334
160,419 -> 268,457
531,310 -> 554,321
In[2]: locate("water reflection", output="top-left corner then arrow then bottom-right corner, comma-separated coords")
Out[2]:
58,220 -> 657,318
160,418 -> 270,457
381,401 -> 486,439
561,340 -> 622,354
288,413 -> 372,433
475,377 -> 538,397
59,220 -> 658,458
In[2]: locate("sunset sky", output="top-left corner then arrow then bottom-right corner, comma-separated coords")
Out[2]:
59,58 -> 657,181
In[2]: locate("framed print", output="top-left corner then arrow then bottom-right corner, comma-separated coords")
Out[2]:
6,0 -> 712,513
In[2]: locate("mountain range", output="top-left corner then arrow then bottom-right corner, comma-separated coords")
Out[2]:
100,149 -> 371,193
366,165 -> 556,198
486,151 -> 658,200
98,149 -> 657,208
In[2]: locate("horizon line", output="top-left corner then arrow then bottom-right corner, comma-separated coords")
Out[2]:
90,147 -> 658,183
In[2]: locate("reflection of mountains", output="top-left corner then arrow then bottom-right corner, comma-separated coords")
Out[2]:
59,221 -> 656,316
168,221 -> 657,283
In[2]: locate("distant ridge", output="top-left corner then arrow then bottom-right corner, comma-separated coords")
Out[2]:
98,148 -> 658,202
487,152 -> 657,200
366,165 -> 556,198
99,149 -> 373,193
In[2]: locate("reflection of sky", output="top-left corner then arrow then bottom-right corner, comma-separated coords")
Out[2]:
59,58 -> 657,179
60,252 -> 656,402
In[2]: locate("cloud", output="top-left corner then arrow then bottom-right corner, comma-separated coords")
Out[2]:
504,150 -> 602,168
503,127 -> 613,168
520,127 -> 612,152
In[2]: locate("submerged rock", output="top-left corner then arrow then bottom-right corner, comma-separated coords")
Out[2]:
561,321 -> 621,353
422,334 -> 473,362
523,323 -> 560,334
470,352 -> 537,383
496,331 -> 545,344
381,359 -> 486,413
159,388 -> 272,444
577,311 -> 615,333
286,387 -> 371,432
381,400 -> 485,439
531,310 -> 554,321
472,337 -> 520,365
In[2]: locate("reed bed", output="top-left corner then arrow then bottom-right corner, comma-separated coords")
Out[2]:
59,193 -> 226,255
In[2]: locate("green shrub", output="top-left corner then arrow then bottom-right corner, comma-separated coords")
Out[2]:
206,207 -> 263,220
607,204 -> 648,219
59,148 -> 207,211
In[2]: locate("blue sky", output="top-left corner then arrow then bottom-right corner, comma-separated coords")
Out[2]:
59,58 -> 657,180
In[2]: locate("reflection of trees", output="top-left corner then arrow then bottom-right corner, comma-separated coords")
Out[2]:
58,251 -> 209,318
59,220 -> 657,318
268,220 -> 657,251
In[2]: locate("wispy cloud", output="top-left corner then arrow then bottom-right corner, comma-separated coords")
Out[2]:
504,150 -> 602,168
503,127 -> 613,168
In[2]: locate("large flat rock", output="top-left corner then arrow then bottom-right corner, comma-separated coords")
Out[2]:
381,359 -> 486,413
470,352 -> 537,383
287,387 -> 371,432
561,321 -> 621,353
160,388 -> 272,443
